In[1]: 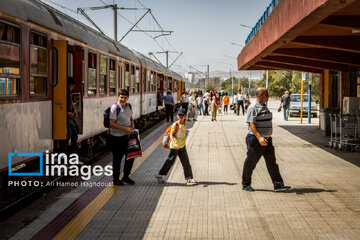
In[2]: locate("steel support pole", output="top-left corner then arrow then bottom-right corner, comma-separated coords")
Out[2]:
308,73 -> 312,124
231,68 -> 233,96
248,71 -> 251,95
114,5 -> 117,41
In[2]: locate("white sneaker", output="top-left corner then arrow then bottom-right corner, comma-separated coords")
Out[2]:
155,174 -> 165,183
186,178 -> 198,186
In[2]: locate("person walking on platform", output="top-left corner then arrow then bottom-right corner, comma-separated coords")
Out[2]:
280,91 -> 291,121
237,89 -> 245,115
164,90 -> 175,122
109,89 -> 136,186
203,90 -> 210,115
181,91 -> 189,113
223,93 -> 229,114
156,108 -> 197,185
242,88 -> 291,192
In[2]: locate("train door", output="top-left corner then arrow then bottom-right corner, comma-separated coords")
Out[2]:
52,40 -> 67,140
67,45 -> 83,134
52,40 -> 83,141
157,73 -> 164,107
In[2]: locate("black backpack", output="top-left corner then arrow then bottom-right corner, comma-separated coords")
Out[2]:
103,102 -> 132,128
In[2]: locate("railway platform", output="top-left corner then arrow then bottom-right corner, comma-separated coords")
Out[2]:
3,100 -> 360,240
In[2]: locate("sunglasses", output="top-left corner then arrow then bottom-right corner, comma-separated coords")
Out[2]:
178,114 -> 185,116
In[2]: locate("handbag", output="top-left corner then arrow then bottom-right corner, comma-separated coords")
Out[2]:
127,129 -> 142,159
277,107 -> 282,112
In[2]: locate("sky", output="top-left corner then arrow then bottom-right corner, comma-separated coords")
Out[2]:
43,0 -> 271,76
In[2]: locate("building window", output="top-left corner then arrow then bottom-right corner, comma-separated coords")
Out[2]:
109,59 -> 115,95
99,55 -> 107,96
0,21 -> 20,98
88,52 -> 97,96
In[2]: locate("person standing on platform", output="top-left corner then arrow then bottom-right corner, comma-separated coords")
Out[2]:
223,93 -> 229,114
196,93 -> 204,115
242,88 -> 291,192
237,89 -> 245,115
157,88 -> 164,107
164,90 -> 175,122
211,90 -> 220,121
203,90 -> 210,115
156,108 -> 197,185
280,91 -> 291,121
67,77 -> 79,155
233,94 -> 238,114
187,92 -> 196,121
244,92 -> 251,112
181,91 -> 189,113
109,89 -> 136,186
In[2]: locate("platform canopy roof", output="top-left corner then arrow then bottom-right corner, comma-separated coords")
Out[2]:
237,0 -> 360,73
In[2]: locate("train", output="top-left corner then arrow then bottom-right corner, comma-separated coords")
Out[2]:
0,0 -> 186,172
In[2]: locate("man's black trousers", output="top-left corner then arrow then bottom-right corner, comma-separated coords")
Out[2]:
110,134 -> 134,181
165,104 -> 174,122
242,134 -> 284,188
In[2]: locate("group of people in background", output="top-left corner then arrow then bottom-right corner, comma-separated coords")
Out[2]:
176,88 -> 254,122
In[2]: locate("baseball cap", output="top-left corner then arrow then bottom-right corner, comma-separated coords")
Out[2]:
177,108 -> 186,115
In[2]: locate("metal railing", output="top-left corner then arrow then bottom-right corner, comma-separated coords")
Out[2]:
245,0 -> 280,45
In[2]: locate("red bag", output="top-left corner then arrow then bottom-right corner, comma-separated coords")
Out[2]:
127,129 -> 142,159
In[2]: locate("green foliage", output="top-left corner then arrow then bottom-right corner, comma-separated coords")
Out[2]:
219,70 -> 320,99
221,77 -> 258,96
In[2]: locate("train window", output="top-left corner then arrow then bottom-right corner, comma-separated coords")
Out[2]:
143,68 -> 146,93
152,72 -> 155,92
147,70 -> 150,92
30,32 -> 47,97
0,21 -> 20,44
99,55 -> 107,96
88,52 -> 97,96
130,65 -> 135,94
125,63 -> 130,93
135,67 -> 140,93
118,63 -> 123,91
0,21 -> 21,98
169,77 -> 172,92
67,52 -> 73,77
109,59 -> 115,95
150,71 -> 154,92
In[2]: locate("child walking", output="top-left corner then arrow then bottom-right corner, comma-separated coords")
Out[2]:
156,108 -> 198,185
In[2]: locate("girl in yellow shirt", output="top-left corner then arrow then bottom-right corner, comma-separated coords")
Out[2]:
156,108 -> 197,185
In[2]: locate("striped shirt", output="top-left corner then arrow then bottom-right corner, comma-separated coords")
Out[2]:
246,101 -> 273,137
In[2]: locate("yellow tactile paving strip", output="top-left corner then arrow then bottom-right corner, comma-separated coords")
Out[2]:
53,135 -> 163,240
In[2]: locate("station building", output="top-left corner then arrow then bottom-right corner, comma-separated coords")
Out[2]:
237,0 -> 360,132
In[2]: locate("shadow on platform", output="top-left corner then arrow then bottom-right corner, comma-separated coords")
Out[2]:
279,125 -> 360,167
163,181 -> 237,187
255,187 -> 337,195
